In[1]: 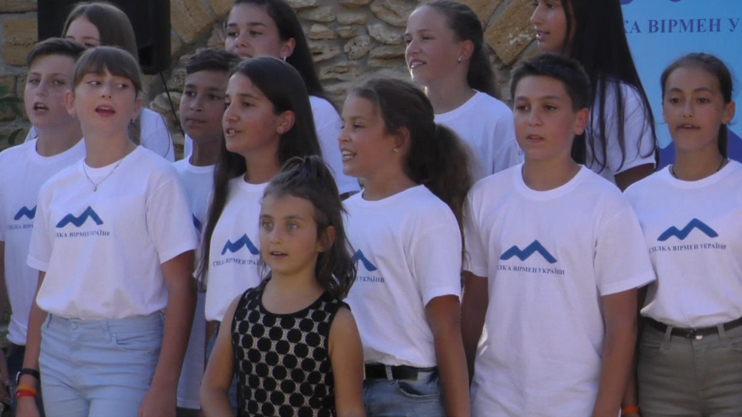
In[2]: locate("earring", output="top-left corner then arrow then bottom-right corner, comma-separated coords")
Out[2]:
457,57 -> 462,64
393,147 -> 399,153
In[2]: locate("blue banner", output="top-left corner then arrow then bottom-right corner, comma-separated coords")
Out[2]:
621,0 -> 742,166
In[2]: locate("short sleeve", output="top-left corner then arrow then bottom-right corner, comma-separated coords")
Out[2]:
146,175 -> 198,264
594,205 -> 656,296
140,109 -> 175,162
462,192 -> 488,278
27,186 -> 53,271
410,220 -> 463,305
604,85 -> 656,175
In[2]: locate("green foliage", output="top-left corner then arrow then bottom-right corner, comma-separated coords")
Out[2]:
0,85 -> 26,146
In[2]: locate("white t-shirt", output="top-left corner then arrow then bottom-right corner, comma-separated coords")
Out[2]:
183,96 -> 359,195
345,185 -> 462,368
203,177 -> 267,322
0,139 -> 85,345
173,158 -> 214,409
25,108 -> 174,162
463,165 -> 655,416
625,162 -> 742,328
27,146 -> 197,320
586,81 -> 655,183
434,91 -> 522,180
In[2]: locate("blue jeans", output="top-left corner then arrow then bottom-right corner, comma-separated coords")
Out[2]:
363,365 -> 445,417
39,313 -> 163,417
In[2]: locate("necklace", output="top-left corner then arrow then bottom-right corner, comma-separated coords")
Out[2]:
82,158 -> 124,191
670,157 -> 727,179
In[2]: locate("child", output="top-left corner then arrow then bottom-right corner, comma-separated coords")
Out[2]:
173,47 -> 239,417
16,47 -> 197,417
23,2 -> 176,161
340,78 -> 472,416
624,53 -> 741,417
405,0 -> 521,179
531,0 -> 657,189
198,0 -> 359,197
460,54 -> 655,416
201,155 -> 365,417
199,56 -> 321,378
0,38 -> 86,411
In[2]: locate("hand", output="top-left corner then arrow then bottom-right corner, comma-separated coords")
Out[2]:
138,384 -> 176,417
16,396 -> 41,417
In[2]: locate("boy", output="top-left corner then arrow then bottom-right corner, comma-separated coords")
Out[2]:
173,47 -> 239,417
0,38 -> 86,410
461,54 -> 655,416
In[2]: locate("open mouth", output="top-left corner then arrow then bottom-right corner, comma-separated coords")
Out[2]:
341,150 -> 356,161
32,102 -> 49,111
408,59 -> 425,69
95,105 -> 115,115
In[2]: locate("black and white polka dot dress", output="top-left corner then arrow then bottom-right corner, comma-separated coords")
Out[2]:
231,282 -> 346,417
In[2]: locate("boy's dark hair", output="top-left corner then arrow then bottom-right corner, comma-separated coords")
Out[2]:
661,53 -> 734,159
186,48 -> 241,75
510,54 -> 591,163
62,2 -> 139,61
27,38 -> 86,67
261,156 -> 356,299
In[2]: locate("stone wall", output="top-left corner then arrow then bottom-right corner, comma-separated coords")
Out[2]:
0,0 -> 538,153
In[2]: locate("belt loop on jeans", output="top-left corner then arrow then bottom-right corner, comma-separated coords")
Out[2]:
661,325 -> 673,350
384,365 -> 393,381
718,323 -> 729,348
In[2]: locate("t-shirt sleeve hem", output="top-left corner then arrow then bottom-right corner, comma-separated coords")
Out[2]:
26,256 -> 48,272
423,285 -> 462,306
599,273 -> 656,297
463,263 -> 487,279
613,154 -> 656,175
158,241 -> 198,265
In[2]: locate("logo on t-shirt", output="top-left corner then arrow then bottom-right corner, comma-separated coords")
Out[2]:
352,249 -> 377,271
192,215 -> 202,231
221,234 -> 260,255
56,207 -> 103,228
658,218 -> 718,241
14,206 -> 36,220
500,240 -> 557,264
353,250 -> 384,283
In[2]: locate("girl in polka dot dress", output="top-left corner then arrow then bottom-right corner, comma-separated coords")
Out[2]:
201,156 -> 365,417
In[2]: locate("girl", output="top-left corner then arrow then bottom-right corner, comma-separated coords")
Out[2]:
16,47 -> 197,417
531,0 -> 658,190
199,56 -> 321,368
197,0 -> 359,197
201,156 -> 365,417
624,53 -> 740,417
405,0 -> 521,179
24,1 -> 176,161
340,78 -> 472,416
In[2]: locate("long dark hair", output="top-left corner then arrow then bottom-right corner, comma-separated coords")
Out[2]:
261,156 -> 356,299
661,53 -> 734,159
63,2 -> 138,61
197,57 -> 322,280
231,0 -> 326,98
560,0 -> 658,169
420,0 -> 497,98
350,78 -> 474,230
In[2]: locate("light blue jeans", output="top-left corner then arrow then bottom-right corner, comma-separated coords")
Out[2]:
39,313 -> 163,417
363,365 -> 445,417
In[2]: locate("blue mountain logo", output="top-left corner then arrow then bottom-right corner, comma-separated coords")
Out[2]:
352,250 -> 377,271
56,207 -> 103,228
658,218 -> 718,241
192,215 -> 202,231
500,240 -> 557,264
14,206 -> 36,221
221,234 -> 259,255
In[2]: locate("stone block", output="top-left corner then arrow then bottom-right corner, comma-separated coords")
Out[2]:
152,92 -> 183,115
0,0 -> 36,13
336,26 -> 359,39
207,26 -> 227,49
286,0 -> 319,9
485,0 -> 536,65
171,31 -> 184,57
369,45 -> 405,60
309,24 -> 338,40
206,0 -> 234,18
344,35 -> 372,60
337,11 -> 370,25
370,0 -> 415,28
367,57 -> 405,68
368,22 -> 404,45
3,17 -> 37,66
167,68 -> 188,91
309,40 -> 343,63
459,0 -> 504,25
339,0 -> 373,9
0,76 -> 17,97
319,61 -> 361,81
171,0 -> 217,44
299,7 -> 336,23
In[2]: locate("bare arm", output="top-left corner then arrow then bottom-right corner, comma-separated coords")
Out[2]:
621,286 -> 649,417
461,272 -> 488,384
592,289 -> 638,417
426,295 -> 470,417
16,271 -> 48,417
329,307 -> 365,417
614,164 -> 654,191
201,297 -> 239,417
140,251 -> 197,417
0,242 -> 9,321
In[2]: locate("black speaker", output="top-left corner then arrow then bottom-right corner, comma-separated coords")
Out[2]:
38,0 -> 170,74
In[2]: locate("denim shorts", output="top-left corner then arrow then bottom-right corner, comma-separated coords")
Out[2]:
39,313 -> 163,417
363,365 -> 445,417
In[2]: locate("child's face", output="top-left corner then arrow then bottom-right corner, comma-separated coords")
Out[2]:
224,3 -> 295,60
259,193 -> 327,277
404,6 -> 468,87
223,73 -> 292,158
68,68 -> 142,137
662,66 -> 736,154
65,16 -> 101,49
530,0 -> 570,55
24,54 -> 78,131
513,75 -> 588,163
339,95 -> 401,180
180,70 -> 229,143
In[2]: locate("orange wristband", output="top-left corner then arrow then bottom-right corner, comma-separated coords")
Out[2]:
15,389 -> 37,399
16,384 -> 38,396
621,405 -> 640,415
